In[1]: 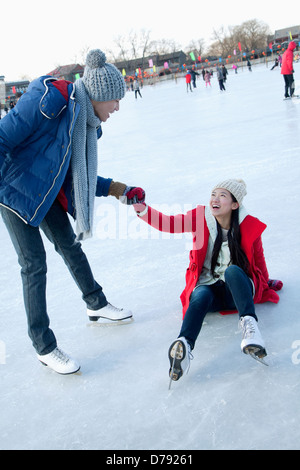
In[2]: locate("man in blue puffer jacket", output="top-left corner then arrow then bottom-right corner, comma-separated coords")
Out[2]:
0,49 -> 145,375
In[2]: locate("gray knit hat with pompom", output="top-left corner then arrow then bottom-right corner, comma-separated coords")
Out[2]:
82,49 -> 126,102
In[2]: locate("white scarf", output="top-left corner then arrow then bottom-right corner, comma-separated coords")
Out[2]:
72,79 -> 101,240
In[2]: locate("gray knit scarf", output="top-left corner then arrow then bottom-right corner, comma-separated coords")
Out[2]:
72,79 -> 101,240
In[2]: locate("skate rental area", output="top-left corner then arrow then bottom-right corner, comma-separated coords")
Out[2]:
0,58 -> 300,450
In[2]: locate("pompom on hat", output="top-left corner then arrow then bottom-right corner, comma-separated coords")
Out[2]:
212,179 -> 247,205
82,49 -> 126,102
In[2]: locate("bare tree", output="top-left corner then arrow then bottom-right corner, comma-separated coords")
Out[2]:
79,46 -> 91,65
230,19 -> 271,51
129,30 -> 139,59
138,29 -> 152,69
208,26 -> 231,57
209,19 -> 272,56
108,19 -> 272,67
150,38 -> 181,55
140,29 -> 152,58
185,38 -> 206,59
113,35 -> 130,62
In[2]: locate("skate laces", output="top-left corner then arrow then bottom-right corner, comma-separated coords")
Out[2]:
185,347 -> 194,375
51,348 -> 70,364
182,341 -> 194,372
188,347 -> 194,361
240,316 -> 256,339
107,303 -> 122,312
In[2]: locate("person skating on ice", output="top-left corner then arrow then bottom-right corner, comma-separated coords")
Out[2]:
281,41 -> 296,98
216,66 -> 226,91
185,71 -> 193,92
134,179 -> 282,383
0,49 -> 145,375
133,78 -> 142,99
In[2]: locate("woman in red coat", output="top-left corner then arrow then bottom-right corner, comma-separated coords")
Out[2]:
281,41 -> 296,98
134,179 -> 282,383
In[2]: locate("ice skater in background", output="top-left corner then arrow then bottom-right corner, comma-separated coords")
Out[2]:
133,78 -> 142,99
281,41 -> 296,98
270,56 -> 279,70
190,69 -> 200,88
204,70 -> 211,87
185,71 -> 193,92
216,66 -> 226,91
221,64 -> 228,82
134,179 -> 282,384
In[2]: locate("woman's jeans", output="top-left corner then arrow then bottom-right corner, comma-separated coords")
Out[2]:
1,200 -> 108,355
179,265 -> 257,349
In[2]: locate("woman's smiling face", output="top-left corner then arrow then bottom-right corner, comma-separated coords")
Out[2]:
209,188 -> 239,228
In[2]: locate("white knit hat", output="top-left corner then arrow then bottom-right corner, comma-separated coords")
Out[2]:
82,49 -> 126,102
212,179 -> 247,205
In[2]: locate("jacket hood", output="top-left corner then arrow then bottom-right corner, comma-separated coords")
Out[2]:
288,41 -> 296,51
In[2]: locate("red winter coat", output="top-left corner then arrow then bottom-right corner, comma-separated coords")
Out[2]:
281,41 -> 296,75
185,73 -> 191,83
136,204 -> 280,318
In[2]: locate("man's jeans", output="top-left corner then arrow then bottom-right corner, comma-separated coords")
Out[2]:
1,200 -> 107,355
179,265 -> 257,349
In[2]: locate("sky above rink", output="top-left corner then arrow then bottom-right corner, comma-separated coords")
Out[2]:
2,0 -> 299,81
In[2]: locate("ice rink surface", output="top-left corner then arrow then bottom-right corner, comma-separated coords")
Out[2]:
0,60 -> 300,450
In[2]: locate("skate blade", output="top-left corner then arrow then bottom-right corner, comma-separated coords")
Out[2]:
39,361 -> 82,375
249,352 -> 269,366
244,346 -> 268,366
86,317 -> 134,327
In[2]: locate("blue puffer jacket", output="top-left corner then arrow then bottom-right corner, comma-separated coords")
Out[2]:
0,75 -> 112,226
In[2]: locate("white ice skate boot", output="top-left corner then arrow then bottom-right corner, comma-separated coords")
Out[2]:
168,336 -> 193,383
87,303 -> 133,322
240,315 -> 267,359
37,347 -> 80,375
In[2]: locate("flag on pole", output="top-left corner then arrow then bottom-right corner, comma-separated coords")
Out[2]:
122,69 -> 126,76
190,52 -> 196,61
75,73 -> 80,80
238,42 -> 242,52
289,31 -> 293,40
149,59 -> 153,67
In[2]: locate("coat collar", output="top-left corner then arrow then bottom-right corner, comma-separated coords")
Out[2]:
205,204 -> 248,240
39,76 -> 70,119
204,204 -> 265,244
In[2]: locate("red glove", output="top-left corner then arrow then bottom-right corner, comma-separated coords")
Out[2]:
268,279 -> 283,291
122,186 -> 145,205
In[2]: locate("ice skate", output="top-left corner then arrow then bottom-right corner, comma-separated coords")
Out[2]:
240,315 -> 267,364
168,337 -> 193,388
87,302 -> 133,323
37,347 -> 80,375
